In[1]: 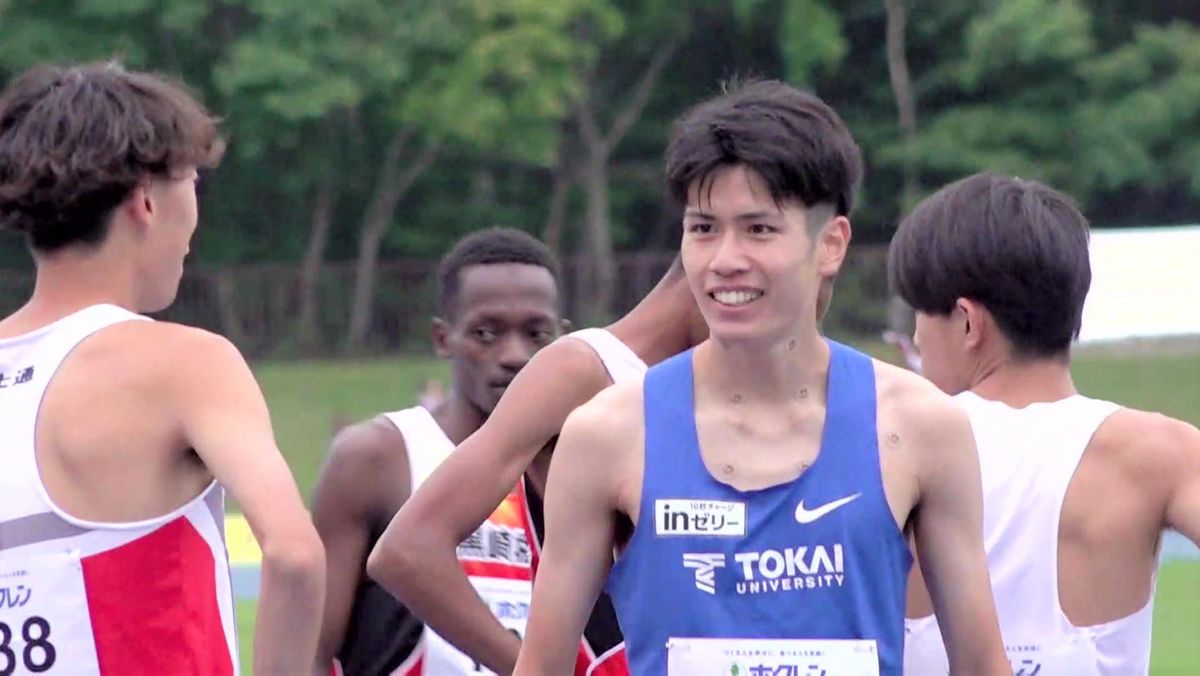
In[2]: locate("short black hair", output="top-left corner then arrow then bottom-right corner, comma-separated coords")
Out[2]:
665,78 -> 862,219
888,172 -> 1092,358
0,62 -> 223,252
436,227 -> 561,318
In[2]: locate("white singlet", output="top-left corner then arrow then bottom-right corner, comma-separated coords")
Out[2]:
381,406 -> 535,675
0,304 -> 238,675
563,328 -> 647,386
904,392 -> 1155,676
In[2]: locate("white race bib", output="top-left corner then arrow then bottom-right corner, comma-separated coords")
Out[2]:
905,619 -> 1102,676
1004,637 -> 1102,676
419,577 -> 530,675
0,550 -> 100,674
667,637 -> 879,676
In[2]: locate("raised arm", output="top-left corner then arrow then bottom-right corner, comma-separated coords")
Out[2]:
167,326 -> 326,676
909,395 -> 1009,676
311,419 -> 409,671
366,338 -> 608,674
514,386 -> 635,676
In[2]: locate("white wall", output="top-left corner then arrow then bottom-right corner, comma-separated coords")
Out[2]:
1079,225 -> 1200,344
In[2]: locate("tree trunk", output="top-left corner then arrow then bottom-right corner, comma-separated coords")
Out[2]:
580,156 -> 615,323
542,147 -> 574,254
212,267 -> 244,348
883,0 -> 920,342
884,0 -> 919,211
469,168 -> 497,210
296,178 -> 336,354
571,34 -> 683,321
345,132 -> 440,349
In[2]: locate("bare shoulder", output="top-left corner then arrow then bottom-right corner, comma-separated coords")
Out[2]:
325,415 -> 411,484
872,359 -> 976,503
315,415 -> 412,516
551,377 -> 645,513
1092,406 -> 1200,475
56,321 -> 247,400
98,319 -> 234,351
872,359 -> 968,440
78,320 -> 246,377
558,377 -> 645,460
569,377 -> 644,428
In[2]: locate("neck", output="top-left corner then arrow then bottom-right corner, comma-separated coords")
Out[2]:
969,351 -> 1077,408
607,282 -> 697,366
431,394 -> 487,446
7,250 -> 139,329
695,327 -> 829,404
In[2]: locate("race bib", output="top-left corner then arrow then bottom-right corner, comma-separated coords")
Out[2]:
1004,637 -> 1102,676
906,619 -> 1102,676
0,550 -> 99,674
667,637 -> 879,676
419,577 -> 531,675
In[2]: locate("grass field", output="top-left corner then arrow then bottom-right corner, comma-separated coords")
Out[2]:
236,342 -> 1200,674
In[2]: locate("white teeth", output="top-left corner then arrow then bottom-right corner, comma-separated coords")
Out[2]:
712,290 -> 762,306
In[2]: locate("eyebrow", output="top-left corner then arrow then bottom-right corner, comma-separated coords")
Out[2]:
683,209 -> 779,221
464,311 -> 558,324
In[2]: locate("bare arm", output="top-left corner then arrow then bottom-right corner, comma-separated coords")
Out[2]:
514,387 -> 633,676
366,339 -> 609,674
311,419 -> 409,671
1164,418 -> 1200,546
910,396 -> 1008,676
170,328 -> 326,676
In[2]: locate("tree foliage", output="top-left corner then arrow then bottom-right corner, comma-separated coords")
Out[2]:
1,0 -> 1197,321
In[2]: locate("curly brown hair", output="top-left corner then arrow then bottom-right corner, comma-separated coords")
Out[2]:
0,61 -> 225,252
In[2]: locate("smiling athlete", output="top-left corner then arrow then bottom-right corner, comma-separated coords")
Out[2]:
513,80 -> 1010,676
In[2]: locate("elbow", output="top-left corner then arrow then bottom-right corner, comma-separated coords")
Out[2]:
365,532 -> 419,598
260,524 -> 326,585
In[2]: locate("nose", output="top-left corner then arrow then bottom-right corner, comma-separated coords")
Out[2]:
495,332 -> 534,373
709,229 -> 750,277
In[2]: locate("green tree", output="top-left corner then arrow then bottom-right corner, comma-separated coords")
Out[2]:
883,0 -> 1200,225
558,0 -> 683,323
218,0 -> 615,349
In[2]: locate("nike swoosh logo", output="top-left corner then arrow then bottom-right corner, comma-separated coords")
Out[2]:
794,493 -> 861,524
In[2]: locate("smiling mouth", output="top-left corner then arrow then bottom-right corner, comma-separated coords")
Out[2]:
710,289 -> 763,306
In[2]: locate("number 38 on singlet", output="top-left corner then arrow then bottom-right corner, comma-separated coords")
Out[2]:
0,550 -> 97,675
